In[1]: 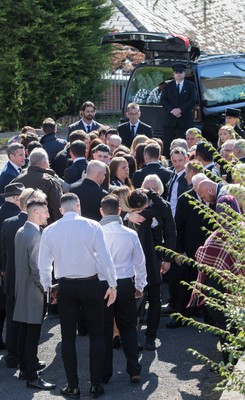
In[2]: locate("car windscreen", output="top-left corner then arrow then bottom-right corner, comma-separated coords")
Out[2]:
199,62 -> 245,107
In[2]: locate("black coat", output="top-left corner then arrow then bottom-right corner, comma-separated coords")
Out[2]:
0,162 -> 20,206
160,79 -> 196,128
1,212 -> 27,296
54,146 -> 72,178
67,119 -> 101,140
40,133 -> 66,170
175,189 -> 212,258
132,162 -> 172,196
117,121 -> 153,148
63,159 -> 88,184
70,178 -> 108,221
128,190 -> 167,286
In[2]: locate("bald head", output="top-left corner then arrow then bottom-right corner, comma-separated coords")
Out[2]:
196,179 -> 218,203
86,160 -> 106,185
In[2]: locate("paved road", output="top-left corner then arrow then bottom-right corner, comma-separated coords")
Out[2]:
0,311 -> 221,400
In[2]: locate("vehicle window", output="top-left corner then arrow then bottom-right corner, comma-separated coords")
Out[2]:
127,66 -> 172,105
200,62 -> 245,106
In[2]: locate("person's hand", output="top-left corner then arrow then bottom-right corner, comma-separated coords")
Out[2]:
171,108 -> 182,118
135,289 -> 143,299
161,261 -> 171,274
128,211 -> 145,225
104,287 -> 117,307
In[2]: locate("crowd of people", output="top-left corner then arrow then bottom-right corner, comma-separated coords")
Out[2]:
0,89 -> 244,398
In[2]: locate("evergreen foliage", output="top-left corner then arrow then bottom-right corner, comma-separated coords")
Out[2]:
0,0 -> 113,130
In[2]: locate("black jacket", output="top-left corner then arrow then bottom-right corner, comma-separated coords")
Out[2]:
63,159 -> 88,184
117,121 -> 153,148
70,178 -> 108,221
132,162 -> 172,196
160,79 -> 196,128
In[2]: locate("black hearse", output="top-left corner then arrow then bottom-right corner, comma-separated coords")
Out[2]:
101,32 -> 245,143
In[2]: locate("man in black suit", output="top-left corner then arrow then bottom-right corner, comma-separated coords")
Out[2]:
164,163 -> 210,327
132,142 -> 171,196
0,182 -> 24,363
196,141 -> 221,177
63,140 -> 88,184
67,101 -> 101,140
70,160 -> 108,221
166,147 -> 189,217
117,103 -> 153,148
0,143 -> 26,206
160,64 -> 196,158
1,188 -> 46,369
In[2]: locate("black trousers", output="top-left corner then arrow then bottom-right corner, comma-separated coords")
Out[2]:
58,278 -> 104,389
18,322 -> 41,380
101,279 -> 141,382
168,262 -> 198,313
5,294 -> 19,360
145,284 -> 161,339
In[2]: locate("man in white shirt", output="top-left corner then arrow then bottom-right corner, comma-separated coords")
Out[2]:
99,194 -> 147,384
166,147 -> 189,216
38,193 -> 117,399
67,101 -> 101,139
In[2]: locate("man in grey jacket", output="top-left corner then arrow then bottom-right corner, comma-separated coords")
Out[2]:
13,196 -> 56,391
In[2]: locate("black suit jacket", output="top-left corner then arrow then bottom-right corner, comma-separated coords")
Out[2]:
166,171 -> 189,201
0,202 -> 21,271
54,146 -> 72,178
64,159 -> 88,184
0,162 -> 19,206
175,189 -> 212,258
67,119 -> 101,140
1,212 -> 27,296
70,178 -> 107,221
160,79 -> 196,128
117,121 -> 153,148
132,162 -> 172,197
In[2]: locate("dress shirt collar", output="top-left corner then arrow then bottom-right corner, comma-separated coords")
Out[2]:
9,160 -> 21,172
130,120 -> 140,131
73,157 -> 86,163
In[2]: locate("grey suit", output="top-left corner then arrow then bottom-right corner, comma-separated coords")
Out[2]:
13,222 -> 44,324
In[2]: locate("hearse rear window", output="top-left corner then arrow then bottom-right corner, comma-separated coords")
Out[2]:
200,62 -> 245,106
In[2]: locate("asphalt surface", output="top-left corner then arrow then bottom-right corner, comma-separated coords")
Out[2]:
0,309 -> 222,400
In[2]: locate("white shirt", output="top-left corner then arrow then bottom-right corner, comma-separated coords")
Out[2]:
130,120 -> 140,133
170,170 -> 185,217
100,220 -> 147,292
176,80 -> 184,93
38,212 -> 117,290
9,160 -> 21,172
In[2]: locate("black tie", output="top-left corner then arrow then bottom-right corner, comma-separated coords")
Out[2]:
18,168 -> 22,174
131,125 -> 135,137
86,125 -> 91,133
39,227 -> 43,234
167,173 -> 178,201
177,83 -> 181,95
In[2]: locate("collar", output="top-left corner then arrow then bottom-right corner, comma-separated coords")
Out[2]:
9,160 -> 21,171
130,120 -> 140,130
26,221 -> 40,231
100,215 -> 123,226
74,157 -> 86,163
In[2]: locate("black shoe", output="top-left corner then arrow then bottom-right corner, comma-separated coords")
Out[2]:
130,375 -> 141,383
0,340 -> 6,350
90,384 -> 104,398
112,335 -> 121,349
145,337 -> 156,351
161,304 -> 175,314
36,360 -> 46,370
77,327 -> 88,336
166,319 -> 183,329
27,377 -> 56,390
138,342 -> 143,351
61,385 -> 80,399
19,370 -> 27,380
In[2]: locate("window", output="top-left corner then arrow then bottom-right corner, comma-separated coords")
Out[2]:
200,62 -> 245,107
